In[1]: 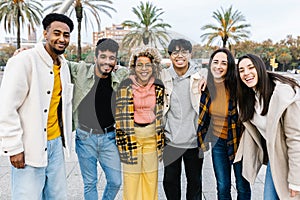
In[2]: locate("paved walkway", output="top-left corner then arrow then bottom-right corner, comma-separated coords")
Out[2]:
0,136 -> 266,200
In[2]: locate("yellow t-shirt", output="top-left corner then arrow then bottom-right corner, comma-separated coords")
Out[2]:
47,64 -> 62,140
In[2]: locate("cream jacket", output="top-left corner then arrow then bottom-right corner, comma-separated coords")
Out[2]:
161,67 -> 207,116
235,82 -> 300,200
0,43 -> 73,167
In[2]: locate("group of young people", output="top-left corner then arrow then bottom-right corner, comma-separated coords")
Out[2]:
0,13 -> 300,200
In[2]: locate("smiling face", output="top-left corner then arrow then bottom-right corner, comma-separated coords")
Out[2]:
94,50 -> 117,78
43,21 -> 70,56
210,52 -> 228,82
238,58 -> 258,89
169,47 -> 191,75
134,56 -> 153,86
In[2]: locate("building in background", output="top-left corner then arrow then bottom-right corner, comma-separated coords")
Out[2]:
1,25 -> 37,49
92,24 -> 197,48
92,24 -> 130,46
27,24 -> 37,43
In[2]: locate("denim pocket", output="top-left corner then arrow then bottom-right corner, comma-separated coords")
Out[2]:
76,129 -> 89,141
107,131 -> 116,141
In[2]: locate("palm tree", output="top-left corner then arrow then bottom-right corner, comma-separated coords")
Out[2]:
45,0 -> 116,61
200,5 -> 251,48
0,0 -> 43,49
122,1 -> 171,49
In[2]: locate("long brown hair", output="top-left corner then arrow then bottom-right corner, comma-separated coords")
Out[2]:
207,48 -> 237,100
236,54 -> 300,122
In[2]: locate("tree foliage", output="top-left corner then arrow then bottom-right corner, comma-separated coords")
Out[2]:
122,1 -> 171,50
0,0 -> 43,48
45,0 -> 116,61
232,35 -> 300,71
0,45 -> 16,65
200,5 -> 250,48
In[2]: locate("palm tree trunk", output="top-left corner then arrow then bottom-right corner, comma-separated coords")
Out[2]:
75,5 -> 83,61
222,35 -> 229,48
17,11 -> 21,49
77,21 -> 81,61
142,30 -> 150,45
222,39 -> 226,48
143,37 -> 149,45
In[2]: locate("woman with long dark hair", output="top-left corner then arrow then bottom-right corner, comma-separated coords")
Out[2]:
198,48 -> 251,199
235,54 -> 300,200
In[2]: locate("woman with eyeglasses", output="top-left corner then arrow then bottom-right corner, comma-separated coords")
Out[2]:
197,48 -> 251,199
235,54 -> 300,200
115,46 -> 165,200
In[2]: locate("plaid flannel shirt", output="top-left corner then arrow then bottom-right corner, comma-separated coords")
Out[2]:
115,78 -> 165,164
197,89 -> 243,163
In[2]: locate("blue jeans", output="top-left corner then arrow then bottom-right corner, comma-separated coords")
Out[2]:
212,138 -> 251,200
264,162 -> 279,200
11,137 -> 67,200
75,128 -> 121,200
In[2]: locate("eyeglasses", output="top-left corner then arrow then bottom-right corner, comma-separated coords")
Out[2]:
135,63 -> 153,70
171,50 -> 190,57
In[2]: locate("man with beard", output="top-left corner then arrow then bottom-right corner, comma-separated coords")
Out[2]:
69,38 -> 128,200
0,13 -> 74,199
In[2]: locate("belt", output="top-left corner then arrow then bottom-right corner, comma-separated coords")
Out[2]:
78,123 -> 115,134
134,122 -> 153,127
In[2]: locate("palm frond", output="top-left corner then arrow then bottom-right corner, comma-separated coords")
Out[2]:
0,0 -> 43,48
200,5 -> 251,48
121,1 -> 171,50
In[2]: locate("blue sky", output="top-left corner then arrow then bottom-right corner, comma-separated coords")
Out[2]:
1,0 -> 299,45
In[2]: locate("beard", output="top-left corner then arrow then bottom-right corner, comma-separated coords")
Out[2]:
53,47 -> 65,55
47,43 -> 66,55
101,72 -> 111,76
96,63 -> 114,76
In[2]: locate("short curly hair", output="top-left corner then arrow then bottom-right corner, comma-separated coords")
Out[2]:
42,13 -> 74,32
128,46 -> 162,77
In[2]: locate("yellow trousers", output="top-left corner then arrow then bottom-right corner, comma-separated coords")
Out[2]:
123,123 -> 158,200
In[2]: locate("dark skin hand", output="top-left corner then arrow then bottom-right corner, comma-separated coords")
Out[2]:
13,47 -> 28,56
10,152 -> 25,169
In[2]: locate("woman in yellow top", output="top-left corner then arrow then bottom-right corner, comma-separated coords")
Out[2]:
115,47 -> 165,200
198,48 -> 251,199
